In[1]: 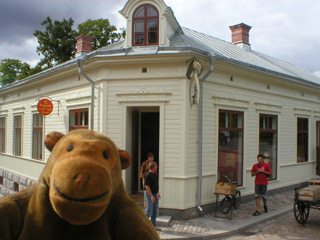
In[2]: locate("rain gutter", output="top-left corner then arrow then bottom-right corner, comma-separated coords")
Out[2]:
197,54 -> 215,214
77,55 -> 94,130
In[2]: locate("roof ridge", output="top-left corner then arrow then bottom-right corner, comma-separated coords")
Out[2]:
182,26 -> 232,45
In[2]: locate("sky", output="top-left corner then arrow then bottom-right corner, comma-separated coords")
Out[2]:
0,0 -> 319,78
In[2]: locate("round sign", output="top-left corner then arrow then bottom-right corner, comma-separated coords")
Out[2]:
37,98 -> 54,116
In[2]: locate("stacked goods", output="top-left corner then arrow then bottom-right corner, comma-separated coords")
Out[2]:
298,179 -> 320,201
308,179 -> 320,188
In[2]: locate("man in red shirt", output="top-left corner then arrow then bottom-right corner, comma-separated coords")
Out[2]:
251,154 -> 272,216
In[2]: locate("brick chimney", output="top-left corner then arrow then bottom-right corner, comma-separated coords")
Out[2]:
229,23 -> 252,50
75,34 -> 94,57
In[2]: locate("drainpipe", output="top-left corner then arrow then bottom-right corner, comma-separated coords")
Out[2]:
77,56 -> 95,130
197,55 -> 215,214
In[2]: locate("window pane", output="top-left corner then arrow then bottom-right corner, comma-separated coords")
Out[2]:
218,110 -> 244,186
33,115 -> 38,127
297,133 -> 305,162
147,6 -> 157,16
219,112 -> 230,128
14,116 -> 22,156
232,113 -> 242,128
39,115 -> 43,126
134,33 -> 144,45
148,32 -> 157,44
80,111 -> 88,126
148,20 -> 157,31
135,7 -> 144,17
303,119 -> 308,130
14,129 -> 21,156
218,131 -> 243,185
134,21 -> 144,32
32,114 -> 42,160
260,132 -> 277,179
269,116 -> 277,129
259,114 -> 277,179
297,118 -> 308,162
84,110 -> 88,126
70,111 -> 77,127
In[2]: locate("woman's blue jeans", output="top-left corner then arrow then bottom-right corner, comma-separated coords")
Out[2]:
145,192 -> 158,226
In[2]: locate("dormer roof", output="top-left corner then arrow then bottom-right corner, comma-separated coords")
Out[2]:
119,0 -> 182,47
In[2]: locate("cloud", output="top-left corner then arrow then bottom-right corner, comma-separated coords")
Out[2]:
0,0 -> 319,76
0,0 -> 127,65
0,37 -> 40,66
0,0 -> 126,44
314,71 -> 320,79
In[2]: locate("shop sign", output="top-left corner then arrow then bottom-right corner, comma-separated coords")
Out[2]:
37,98 -> 54,116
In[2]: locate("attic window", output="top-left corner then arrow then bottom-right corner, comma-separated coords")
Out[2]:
133,4 -> 159,46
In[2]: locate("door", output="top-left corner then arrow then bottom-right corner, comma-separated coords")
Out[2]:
139,112 -> 159,191
130,109 -> 160,193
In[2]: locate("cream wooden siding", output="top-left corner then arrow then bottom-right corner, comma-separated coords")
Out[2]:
181,61 -> 320,208
107,79 -> 183,167
0,72 -> 97,180
1,56 -> 319,210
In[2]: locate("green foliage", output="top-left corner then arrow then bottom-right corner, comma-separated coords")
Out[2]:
1,17 -> 126,85
77,18 -> 123,50
0,59 -> 22,85
34,16 -> 77,68
0,59 -> 42,86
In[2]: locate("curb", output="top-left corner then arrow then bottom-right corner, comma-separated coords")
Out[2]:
159,205 -> 292,240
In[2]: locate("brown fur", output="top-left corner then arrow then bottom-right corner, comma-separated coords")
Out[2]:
0,129 -> 159,240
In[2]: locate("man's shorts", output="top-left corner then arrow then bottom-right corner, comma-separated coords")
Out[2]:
255,184 -> 268,199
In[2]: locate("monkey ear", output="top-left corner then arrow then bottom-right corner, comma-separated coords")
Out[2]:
118,149 -> 131,169
44,131 -> 65,152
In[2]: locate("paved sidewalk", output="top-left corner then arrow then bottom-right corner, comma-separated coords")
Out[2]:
157,188 -> 295,239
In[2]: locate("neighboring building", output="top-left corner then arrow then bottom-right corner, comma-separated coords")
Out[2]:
1,0 -> 320,218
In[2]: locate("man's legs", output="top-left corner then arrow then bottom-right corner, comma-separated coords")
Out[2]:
145,191 -> 152,217
253,185 -> 262,216
150,194 -> 158,226
255,197 -> 261,212
261,185 -> 268,212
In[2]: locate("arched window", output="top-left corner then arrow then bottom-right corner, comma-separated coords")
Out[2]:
133,4 -> 159,46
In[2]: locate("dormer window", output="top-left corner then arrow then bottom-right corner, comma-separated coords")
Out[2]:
133,4 -> 159,46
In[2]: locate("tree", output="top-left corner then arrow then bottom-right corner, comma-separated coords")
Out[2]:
77,18 -> 123,50
0,59 -> 42,86
0,59 -> 22,86
34,16 -> 77,68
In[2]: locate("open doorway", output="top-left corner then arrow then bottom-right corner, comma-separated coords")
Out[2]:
130,108 -> 159,194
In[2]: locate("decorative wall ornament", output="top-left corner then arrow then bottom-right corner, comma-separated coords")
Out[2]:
116,86 -> 171,102
186,59 -> 203,107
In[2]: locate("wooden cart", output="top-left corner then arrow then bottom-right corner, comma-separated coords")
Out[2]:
294,179 -> 320,225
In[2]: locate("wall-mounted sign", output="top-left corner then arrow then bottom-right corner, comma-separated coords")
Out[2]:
37,98 -> 54,116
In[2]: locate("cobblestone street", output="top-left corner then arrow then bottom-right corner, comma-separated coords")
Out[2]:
158,187 -> 320,239
219,209 -> 320,240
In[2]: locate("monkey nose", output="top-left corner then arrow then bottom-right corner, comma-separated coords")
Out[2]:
73,174 -> 90,185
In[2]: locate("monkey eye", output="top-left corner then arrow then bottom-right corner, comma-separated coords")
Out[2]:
103,151 -> 108,160
67,144 -> 74,152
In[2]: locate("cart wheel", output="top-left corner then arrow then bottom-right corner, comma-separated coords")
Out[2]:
294,202 -> 310,224
233,191 -> 241,209
220,196 -> 232,214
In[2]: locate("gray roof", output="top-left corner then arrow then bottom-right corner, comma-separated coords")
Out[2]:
1,26 -> 320,92
177,27 -> 320,85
